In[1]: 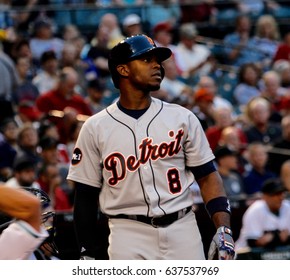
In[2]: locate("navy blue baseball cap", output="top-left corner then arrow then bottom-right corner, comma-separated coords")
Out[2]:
108,34 -> 172,88
214,146 -> 236,161
13,155 -> 36,172
109,34 -> 172,65
261,178 -> 286,195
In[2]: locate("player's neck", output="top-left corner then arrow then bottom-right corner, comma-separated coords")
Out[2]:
119,94 -> 151,110
117,101 -> 150,119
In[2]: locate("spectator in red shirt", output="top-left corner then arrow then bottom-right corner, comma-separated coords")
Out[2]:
37,163 -> 72,211
206,106 -> 247,151
36,66 -> 92,143
273,32 -> 290,63
260,70 -> 290,123
38,136 -> 73,210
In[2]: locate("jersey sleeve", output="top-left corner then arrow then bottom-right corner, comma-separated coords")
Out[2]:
67,120 -> 102,188
184,111 -> 215,167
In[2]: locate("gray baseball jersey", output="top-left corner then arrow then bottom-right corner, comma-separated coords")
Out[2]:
67,97 -> 214,216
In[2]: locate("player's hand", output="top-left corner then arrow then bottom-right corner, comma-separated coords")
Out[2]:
208,226 -> 235,260
279,229 -> 290,243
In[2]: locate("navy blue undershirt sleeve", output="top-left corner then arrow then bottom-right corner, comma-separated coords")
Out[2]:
74,182 -> 100,258
188,161 -> 217,180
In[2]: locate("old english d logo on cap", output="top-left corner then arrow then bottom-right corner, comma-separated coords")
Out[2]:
144,35 -> 155,46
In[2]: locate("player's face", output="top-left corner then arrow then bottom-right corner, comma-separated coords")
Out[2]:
127,54 -> 163,91
41,147 -> 58,164
265,191 -> 285,212
15,168 -> 36,187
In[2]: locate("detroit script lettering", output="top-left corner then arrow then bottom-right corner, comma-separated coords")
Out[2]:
104,129 -> 184,185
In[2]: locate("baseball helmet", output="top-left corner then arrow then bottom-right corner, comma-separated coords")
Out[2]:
108,34 -> 172,88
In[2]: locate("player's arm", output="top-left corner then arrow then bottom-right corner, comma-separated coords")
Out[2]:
197,171 -> 230,228
0,184 -> 42,232
0,184 -> 49,260
73,181 -> 101,259
190,161 -> 235,260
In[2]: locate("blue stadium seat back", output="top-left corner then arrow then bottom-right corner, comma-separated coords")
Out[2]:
184,75 -> 200,88
271,4 -> 290,18
143,3 -> 181,30
74,9 -> 106,27
53,10 -> 72,28
102,77 -> 120,106
217,71 -> 238,105
208,44 -> 225,61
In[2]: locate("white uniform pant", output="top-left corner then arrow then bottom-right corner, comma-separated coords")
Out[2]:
108,210 -> 205,260
0,220 -> 48,260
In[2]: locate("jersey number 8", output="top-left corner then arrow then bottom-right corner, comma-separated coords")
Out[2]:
167,168 -> 182,194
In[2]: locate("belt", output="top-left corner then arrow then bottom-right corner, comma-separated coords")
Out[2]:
108,206 -> 192,228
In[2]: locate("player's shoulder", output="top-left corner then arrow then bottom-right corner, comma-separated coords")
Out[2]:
153,98 -> 192,114
246,199 -> 267,214
158,99 -> 199,121
83,103 -> 117,126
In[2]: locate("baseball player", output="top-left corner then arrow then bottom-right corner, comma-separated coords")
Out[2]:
0,184 -> 48,260
67,34 -> 235,260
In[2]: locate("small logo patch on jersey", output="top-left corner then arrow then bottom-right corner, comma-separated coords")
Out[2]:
71,148 -> 82,165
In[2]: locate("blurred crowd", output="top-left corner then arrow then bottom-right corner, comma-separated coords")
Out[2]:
1,0 -> 290,258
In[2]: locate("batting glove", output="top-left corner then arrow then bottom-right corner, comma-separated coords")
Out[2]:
208,226 -> 235,260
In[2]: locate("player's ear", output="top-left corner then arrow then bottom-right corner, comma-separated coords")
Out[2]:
116,64 -> 129,77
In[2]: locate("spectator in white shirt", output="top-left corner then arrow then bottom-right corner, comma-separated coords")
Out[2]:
158,57 -> 193,102
175,23 -> 214,80
235,178 -> 290,252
